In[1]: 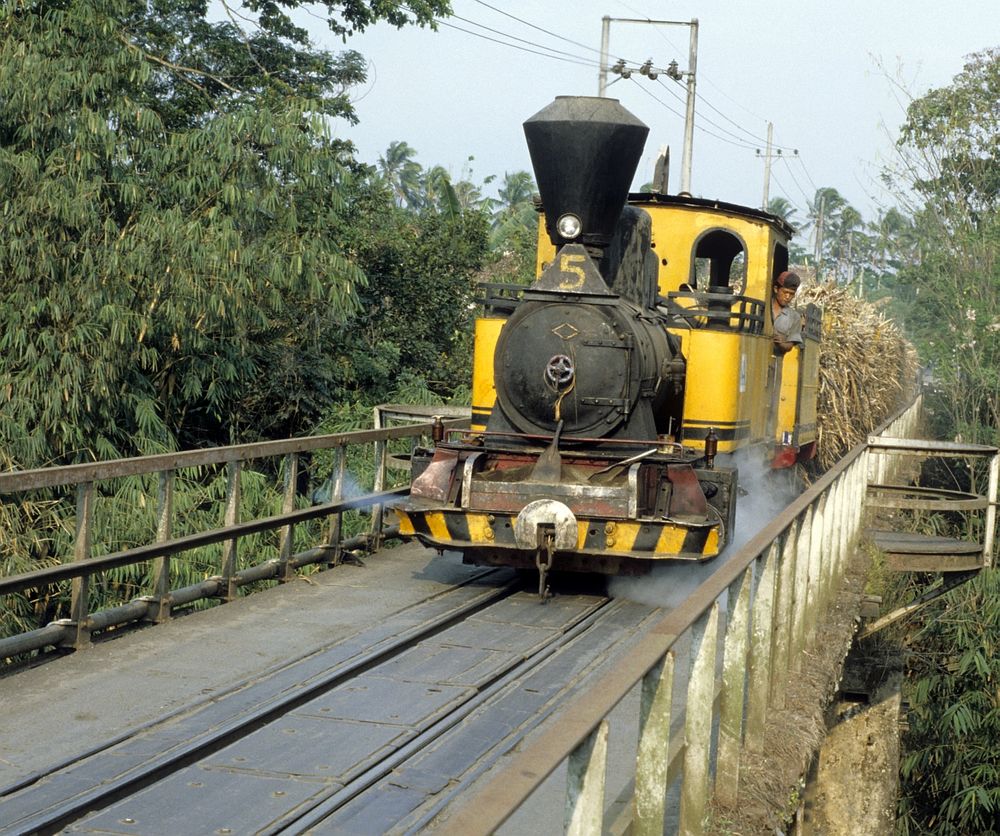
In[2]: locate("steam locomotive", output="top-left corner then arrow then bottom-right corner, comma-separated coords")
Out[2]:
396,96 -> 821,593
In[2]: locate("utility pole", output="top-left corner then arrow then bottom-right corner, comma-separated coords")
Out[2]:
847,231 -> 855,289
756,124 -> 798,211
814,195 -> 825,279
598,16 -> 611,98
760,122 -> 773,210
680,20 -> 697,195
596,17 -> 698,194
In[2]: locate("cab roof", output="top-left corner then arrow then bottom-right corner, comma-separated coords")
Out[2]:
627,192 -> 795,238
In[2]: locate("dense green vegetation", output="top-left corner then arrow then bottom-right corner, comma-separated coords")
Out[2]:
0,0 -> 465,466
879,48 -> 1000,835
0,0 -> 537,637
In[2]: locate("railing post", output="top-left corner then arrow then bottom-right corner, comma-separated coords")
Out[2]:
836,476 -> 849,576
680,603 -> 720,835
326,445 -> 347,566
219,461 -> 241,601
566,719 -> 609,836
745,545 -> 777,751
149,470 -> 174,623
716,566 -> 752,805
277,453 -> 298,582
771,522 -> 798,708
983,450 -> 998,568
858,448 -> 871,537
854,456 -> 866,542
804,493 -> 826,646
836,471 -> 852,578
370,438 -> 388,550
65,481 -> 95,649
821,481 -> 840,607
790,507 -> 812,669
633,651 -> 675,836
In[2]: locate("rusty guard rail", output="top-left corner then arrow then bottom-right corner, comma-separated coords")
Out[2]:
434,397 -> 924,835
0,418 -> 469,660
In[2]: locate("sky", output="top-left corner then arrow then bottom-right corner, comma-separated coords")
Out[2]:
303,1 -> 997,227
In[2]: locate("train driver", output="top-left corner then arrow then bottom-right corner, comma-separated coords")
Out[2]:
772,271 -> 804,354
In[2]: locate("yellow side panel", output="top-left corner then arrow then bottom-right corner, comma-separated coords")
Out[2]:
671,329 -> 771,452
798,337 -> 820,442
777,336 -> 820,445
472,317 -> 504,431
744,333 -> 773,443
536,215 -> 555,278
777,348 -> 801,443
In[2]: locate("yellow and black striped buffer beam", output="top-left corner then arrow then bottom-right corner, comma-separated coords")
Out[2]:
396,508 -> 719,560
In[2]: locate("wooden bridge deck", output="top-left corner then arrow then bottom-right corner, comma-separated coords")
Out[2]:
0,543 -> 486,791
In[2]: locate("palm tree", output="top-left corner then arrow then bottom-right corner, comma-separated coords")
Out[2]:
377,141 -> 422,208
867,208 -> 915,292
421,165 -> 460,217
767,196 -> 799,228
496,171 -> 535,218
804,187 -> 848,278
452,178 -> 486,211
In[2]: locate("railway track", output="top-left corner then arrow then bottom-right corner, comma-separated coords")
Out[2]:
1,571 -> 662,835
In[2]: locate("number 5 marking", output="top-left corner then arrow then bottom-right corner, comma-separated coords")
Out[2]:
559,253 -> 587,290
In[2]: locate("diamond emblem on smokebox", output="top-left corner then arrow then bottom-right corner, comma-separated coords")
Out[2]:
552,323 -> 579,340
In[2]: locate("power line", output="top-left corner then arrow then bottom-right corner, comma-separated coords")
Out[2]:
470,0 -> 628,63
650,76 -> 800,154
415,3 -> 807,167
432,17 -> 599,68
768,170 -> 800,214
628,77 -> 686,121
779,156 -> 813,205
610,1 -> 685,55
794,154 -> 820,193
447,9 -> 602,65
610,0 -> 771,126
632,79 -> 757,150
697,73 -> 770,125
455,2 -> 803,159
652,79 -> 758,150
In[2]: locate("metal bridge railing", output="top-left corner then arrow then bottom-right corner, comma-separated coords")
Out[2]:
0,418 -> 468,660
436,396 -> 924,836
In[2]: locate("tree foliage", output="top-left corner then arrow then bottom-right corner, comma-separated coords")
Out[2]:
0,0 -> 450,464
897,569 -> 1000,835
881,48 -> 1000,834
889,48 -> 1000,444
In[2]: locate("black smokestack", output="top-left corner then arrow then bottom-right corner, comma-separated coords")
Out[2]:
523,96 -> 648,253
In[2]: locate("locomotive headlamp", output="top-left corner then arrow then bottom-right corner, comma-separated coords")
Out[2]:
556,213 -> 582,240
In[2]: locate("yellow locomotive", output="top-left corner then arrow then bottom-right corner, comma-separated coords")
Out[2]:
396,96 -> 820,591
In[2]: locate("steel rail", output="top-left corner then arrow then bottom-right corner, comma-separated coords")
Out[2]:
274,598 -> 625,835
1,577 -> 520,835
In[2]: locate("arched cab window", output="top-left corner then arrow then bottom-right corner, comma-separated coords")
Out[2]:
667,227 -> 763,334
691,229 -> 747,295
772,242 -> 789,285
